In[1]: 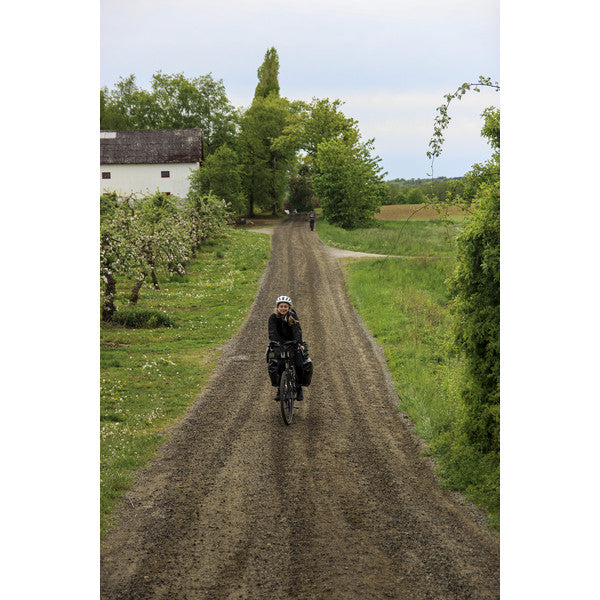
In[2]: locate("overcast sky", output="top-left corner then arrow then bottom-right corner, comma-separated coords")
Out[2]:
101,0 -> 500,179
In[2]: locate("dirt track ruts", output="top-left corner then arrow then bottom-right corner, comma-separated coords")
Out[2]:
100,217 -> 500,599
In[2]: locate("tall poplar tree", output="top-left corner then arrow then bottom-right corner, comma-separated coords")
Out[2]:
239,47 -> 295,216
254,47 -> 280,99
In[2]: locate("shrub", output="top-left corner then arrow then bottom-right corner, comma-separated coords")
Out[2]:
111,308 -> 175,329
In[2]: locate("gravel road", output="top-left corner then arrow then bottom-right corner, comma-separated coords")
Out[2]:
101,217 -> 499,599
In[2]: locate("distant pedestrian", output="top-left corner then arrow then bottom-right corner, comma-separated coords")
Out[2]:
308,210 -> 316,231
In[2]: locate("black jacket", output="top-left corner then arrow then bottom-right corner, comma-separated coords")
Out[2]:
268,309 -> 302,344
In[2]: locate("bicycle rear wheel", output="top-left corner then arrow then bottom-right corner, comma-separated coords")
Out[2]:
279,369 -> 295,425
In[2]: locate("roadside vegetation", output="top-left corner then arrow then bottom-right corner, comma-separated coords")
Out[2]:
100,228 -> 270,537
317,215 -> 499,529
316,216 -> 462,258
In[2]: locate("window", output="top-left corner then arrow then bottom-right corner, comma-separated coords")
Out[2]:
102,172 -> 111,179
161,170 -> 170,178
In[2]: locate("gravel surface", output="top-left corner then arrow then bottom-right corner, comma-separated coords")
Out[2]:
101,218 -> 499,599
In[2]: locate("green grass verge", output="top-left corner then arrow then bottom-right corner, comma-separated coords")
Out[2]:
100,228 -> 270,537
316,217 -> 463,257
317,218 -> 499,530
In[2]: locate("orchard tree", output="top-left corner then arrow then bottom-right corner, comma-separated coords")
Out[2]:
183,189 -> 232,254
313,138 -> 386,228
100,194 -> 139,320
129,193 -> 193,300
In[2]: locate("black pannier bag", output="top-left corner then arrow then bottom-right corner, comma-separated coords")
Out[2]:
265,344 -> 279,386
265,341 -> 313,387
300,342 -> 313,387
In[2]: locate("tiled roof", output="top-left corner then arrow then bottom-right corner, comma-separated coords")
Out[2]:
100,129 -> 203,164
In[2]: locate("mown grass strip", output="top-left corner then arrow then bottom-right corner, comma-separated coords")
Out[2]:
317,215 -> 499,529
100,228 -> 270,537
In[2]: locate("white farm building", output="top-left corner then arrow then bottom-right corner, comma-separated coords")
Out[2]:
100,129 -> 204,199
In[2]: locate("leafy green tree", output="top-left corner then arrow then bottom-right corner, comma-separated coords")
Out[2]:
100,72 -> 238,155
288,165 -> 316,211
276,97 -> 360,169
150,72 -> 237,154
238,48 -> 296,216
189,144 -> 246,216
100,75 -> 159,130
407,187 -> 426,204
384,186 -> 403,205
190,144 -> 247,215
100,89 -> 129,130
313,138 -> 386,228
238,94 -> 294,215
254,47 -> 280,99
274,96 -> 379,220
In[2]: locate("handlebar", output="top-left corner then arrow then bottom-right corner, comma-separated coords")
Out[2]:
271,340 -> 301,348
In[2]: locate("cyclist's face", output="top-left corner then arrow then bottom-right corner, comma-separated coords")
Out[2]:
277,302 -> 290,315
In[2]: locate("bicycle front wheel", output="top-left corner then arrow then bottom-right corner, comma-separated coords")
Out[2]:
279,369 -> 294,425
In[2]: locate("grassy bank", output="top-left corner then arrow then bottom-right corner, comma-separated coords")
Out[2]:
100,227 -> 270,537
317,215 -> 499,529
316,217 -> 461,257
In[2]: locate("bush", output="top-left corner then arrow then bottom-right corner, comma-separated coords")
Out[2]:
111,308 -> 175,329
448,107 -> 500,456
450,178 -> 499,454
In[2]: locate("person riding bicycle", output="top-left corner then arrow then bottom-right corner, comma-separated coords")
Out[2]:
268,295 -> 305,402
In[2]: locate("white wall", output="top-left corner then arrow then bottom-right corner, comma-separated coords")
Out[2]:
100,162 -> 199,198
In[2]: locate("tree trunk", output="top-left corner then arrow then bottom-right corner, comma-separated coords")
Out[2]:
151,268 -> 160,290
102,272 -> 117,321
194,223 -> 202,255
129,276 -> 145,305
143,244 -> 160,290
248,190 -> 255,217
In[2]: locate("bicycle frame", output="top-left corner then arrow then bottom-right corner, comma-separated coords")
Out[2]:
272,341 -> 298,425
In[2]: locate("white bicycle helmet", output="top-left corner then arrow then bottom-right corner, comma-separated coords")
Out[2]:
276,295 -> 292,306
